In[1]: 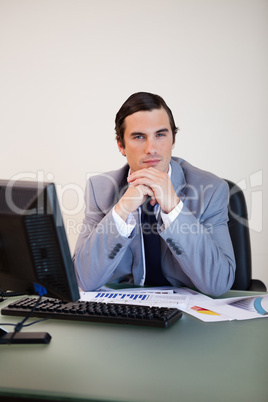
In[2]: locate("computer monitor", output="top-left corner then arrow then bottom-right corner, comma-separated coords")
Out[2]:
0,179 -> 80,302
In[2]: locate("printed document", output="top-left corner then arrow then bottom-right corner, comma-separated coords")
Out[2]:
79,287 -> 268,322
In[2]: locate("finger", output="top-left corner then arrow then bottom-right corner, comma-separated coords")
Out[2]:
126,184 -> 154,202
139,184 -> 154,198
128,177 -> 153,187
149,197 -> 157,206
127,167 -> 160,182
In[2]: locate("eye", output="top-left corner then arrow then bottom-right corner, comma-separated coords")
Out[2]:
133,135 -> 145,140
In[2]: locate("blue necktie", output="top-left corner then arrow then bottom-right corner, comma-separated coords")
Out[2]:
141,199 -> 170,286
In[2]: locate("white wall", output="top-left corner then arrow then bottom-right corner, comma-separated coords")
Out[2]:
1,0 -> 267,287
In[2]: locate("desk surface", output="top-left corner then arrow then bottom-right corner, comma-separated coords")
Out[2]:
0,291 -> 267,402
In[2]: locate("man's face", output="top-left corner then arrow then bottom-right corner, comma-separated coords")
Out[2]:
117,108 -> 175,173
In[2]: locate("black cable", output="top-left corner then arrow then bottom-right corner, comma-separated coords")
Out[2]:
15,295 -> 43,332
1,318 -> 50,328
3,296 -> 44,343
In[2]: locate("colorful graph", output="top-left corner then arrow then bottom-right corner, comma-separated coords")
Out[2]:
191,306 -> 220,316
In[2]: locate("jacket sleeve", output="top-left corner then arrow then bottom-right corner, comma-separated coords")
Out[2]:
73,178 -> 135,291
160,180 -> 236,297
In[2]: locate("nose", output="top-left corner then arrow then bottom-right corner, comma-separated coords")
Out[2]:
145,137 -> 157,154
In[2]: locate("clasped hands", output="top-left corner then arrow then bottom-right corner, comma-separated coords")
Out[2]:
114,167 -> 180,222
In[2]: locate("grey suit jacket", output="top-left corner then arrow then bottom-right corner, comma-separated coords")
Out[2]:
73,157 -> 236,296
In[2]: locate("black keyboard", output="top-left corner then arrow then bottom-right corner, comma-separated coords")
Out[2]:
1,297 -> 183,328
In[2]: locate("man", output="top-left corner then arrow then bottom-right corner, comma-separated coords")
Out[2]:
73,92 -> 235,296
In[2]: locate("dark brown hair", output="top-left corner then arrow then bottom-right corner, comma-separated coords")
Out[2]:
115,92 -> 178,147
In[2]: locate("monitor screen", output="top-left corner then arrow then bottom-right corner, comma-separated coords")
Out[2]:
0,179 -> 80,302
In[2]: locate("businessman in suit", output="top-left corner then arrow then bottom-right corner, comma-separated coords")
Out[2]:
74,92 -> 236,297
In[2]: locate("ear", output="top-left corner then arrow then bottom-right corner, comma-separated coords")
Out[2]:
117,140 -> 126,156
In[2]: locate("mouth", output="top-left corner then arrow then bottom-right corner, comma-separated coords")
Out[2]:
143,159 -> 161,166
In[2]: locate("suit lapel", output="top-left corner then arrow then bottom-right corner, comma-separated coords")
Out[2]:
114,167 -> 145,283
129,208 -> 145,284
109,164 -> 129,208
170,158 -> 187,201
118,164 -> 129,192
161,158 -> 187,265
